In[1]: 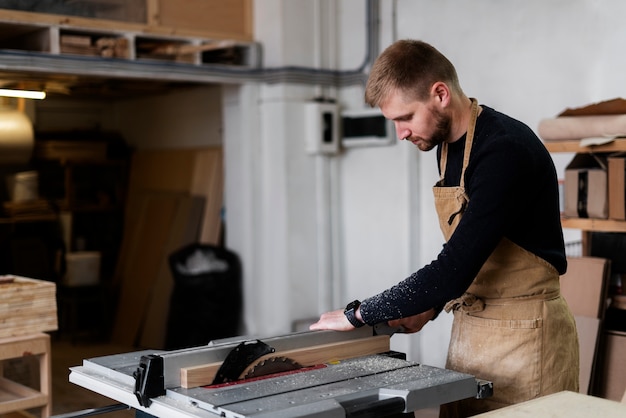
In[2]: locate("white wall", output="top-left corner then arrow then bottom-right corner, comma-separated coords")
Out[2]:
224,0 -> 626,367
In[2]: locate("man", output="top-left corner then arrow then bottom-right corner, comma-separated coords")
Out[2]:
310,39 -> 579,417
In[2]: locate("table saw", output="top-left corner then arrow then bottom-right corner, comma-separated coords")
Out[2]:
67,325 -> 492,417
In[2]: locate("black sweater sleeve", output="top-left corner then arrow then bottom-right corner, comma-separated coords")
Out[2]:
359,106 -> 566,325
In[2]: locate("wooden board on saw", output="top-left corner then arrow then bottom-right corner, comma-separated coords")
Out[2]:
180,335 -> 391,388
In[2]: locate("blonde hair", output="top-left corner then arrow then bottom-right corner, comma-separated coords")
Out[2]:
365,39 -> 462,107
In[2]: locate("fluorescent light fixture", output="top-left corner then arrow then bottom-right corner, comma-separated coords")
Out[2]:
0,88 -> 46,100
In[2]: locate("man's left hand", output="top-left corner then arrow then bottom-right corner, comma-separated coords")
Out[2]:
388,308 -> 436,333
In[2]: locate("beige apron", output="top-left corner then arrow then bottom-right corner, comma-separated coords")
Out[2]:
435,99 -> 579,417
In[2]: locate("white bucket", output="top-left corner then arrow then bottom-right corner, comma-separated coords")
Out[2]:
64,251 -> 101,287
6,170 -> 38,202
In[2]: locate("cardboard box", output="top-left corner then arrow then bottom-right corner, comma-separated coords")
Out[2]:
0,275 -> 57,338
599,330 -> 626,401
564,153 -> 608,219
560,256 -> 611,394
608,156 -> 626,220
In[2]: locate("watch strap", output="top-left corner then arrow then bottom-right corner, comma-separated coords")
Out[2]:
344,300 -> 365,328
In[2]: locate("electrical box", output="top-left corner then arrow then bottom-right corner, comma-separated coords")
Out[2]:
304,102 -> 340,155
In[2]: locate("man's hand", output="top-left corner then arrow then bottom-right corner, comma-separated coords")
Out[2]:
388,308 -> 436,333
309,309 -> 355,331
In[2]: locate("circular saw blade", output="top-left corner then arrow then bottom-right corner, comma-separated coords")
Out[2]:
242,356 -> 302,379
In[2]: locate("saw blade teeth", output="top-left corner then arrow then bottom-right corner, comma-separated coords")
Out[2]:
242,356 -> 302,379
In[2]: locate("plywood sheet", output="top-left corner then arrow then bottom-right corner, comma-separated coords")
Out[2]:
138,195 -> 205,349
191,149 -> 223,244
111,148 -> 224,346
111,192 -> 185,345
560,256 -> 610,319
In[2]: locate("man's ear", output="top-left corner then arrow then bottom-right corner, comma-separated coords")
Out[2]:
430,82 -> 451,107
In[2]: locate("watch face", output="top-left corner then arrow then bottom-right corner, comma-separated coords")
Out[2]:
346,300 -> 360,311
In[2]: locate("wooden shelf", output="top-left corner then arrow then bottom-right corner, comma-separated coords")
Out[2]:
0,214 -> 58,224
0,334 -> 51,417
561,217 -> 626,233
544,139 -> 626,153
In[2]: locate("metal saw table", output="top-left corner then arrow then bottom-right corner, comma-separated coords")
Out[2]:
67,327 -> 492,418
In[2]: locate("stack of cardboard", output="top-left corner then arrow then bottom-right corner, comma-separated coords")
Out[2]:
560,256 -> 611,394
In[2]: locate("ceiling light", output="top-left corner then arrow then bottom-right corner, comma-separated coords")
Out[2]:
0,88 -> 46,100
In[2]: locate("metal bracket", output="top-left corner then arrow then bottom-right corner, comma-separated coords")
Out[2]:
476,379 -> 494,399
133,354 -> 165,407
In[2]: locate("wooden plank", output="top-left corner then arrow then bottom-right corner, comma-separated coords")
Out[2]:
180,335 -> 391,388
138,195 -> 205,349
191,148 -> 223,245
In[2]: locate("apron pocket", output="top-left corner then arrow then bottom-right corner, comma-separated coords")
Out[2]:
446,310 -> 543,405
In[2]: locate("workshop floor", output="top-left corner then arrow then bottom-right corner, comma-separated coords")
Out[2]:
47,336 -> 439,418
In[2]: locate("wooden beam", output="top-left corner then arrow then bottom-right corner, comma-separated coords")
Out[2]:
180,335 -> 391,388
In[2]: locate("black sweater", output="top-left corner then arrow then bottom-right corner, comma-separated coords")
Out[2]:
360,105 -> 567,324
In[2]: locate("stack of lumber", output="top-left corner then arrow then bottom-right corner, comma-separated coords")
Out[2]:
0,276 -> 57,338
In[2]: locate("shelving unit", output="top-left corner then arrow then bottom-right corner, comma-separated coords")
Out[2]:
545,138 -> 626,243
547,137 -> 626,400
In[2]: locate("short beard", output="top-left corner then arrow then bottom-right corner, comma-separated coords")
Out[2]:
416,108 -> 451,151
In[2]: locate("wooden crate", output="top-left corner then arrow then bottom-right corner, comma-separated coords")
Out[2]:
0,277 -> 57,339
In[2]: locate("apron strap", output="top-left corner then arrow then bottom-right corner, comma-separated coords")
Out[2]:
439,98 -> 479,187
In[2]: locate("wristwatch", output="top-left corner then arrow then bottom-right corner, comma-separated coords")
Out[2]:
344,300 -> 365,328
